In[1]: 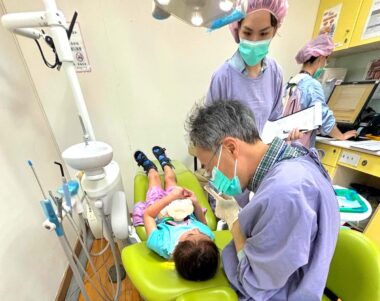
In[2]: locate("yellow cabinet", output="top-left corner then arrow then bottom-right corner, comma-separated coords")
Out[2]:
337,151 -> 380,178
324,164 -> 337,178
313,0 -> 363,51
316,142 -> 342,166
350,0 -> 380,47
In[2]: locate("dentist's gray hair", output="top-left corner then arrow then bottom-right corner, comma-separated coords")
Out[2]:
185,100 -> 261,151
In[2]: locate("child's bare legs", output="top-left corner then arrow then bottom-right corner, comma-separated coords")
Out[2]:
132,150 -> 160,226
163,165 -> 176,189
148,168 -> 162,189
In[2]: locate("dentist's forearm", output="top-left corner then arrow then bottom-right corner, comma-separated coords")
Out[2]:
230,220 -> 246,253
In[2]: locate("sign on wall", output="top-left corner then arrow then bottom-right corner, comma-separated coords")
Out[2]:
362,0 -> 380,40
69,22 -> 91,72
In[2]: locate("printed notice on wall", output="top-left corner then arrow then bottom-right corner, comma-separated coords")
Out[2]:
69,23 -> 91,72
319,4 -> 342,40
362,0 -> 380,40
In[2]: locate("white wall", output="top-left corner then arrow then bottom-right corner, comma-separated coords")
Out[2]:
271,0 -> 320,81
0,3 -> 75,300
2,0 -> 319,210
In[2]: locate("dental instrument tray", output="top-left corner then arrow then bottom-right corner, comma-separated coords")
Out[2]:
335,188 -> 368,213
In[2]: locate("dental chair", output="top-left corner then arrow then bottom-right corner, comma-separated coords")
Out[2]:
121,160 -> 237,301
322,228 -> 380,301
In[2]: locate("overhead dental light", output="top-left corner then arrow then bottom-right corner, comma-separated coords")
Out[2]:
219,0 -> 234,12
157,0 -> 170,5
152,0 -> 239,28
191,11 -> 203,26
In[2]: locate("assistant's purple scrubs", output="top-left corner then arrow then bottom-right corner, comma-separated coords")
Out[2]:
206,52 -> 284,135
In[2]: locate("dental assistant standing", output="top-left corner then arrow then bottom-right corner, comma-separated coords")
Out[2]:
285,33 -> 357,147
206,0 -> 289,135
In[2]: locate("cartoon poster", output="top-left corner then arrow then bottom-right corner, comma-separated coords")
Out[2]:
319,4 -> 342,39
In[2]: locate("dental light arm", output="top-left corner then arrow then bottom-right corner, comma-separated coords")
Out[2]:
1,0 -> 95,140
12,28 -> 43,39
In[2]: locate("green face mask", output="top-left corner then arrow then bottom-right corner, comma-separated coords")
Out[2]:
209,147 -> 242,197
313,67 -> 324,79
239,39 -> 270,67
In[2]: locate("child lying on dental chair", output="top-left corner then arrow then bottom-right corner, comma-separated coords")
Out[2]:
132,146 -> 219,281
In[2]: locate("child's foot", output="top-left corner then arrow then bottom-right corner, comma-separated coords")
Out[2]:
134,151 -> 157,173
152,146 -> 174,169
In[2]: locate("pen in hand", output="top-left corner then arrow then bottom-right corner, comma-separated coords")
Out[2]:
283,129 -> 309,134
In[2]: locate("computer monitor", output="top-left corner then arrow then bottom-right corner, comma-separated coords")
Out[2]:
327,81 -> 379,129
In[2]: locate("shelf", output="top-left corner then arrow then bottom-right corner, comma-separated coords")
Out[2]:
331,40 -> 380,58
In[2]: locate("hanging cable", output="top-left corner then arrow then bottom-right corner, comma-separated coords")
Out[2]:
55,190 -> 113,300
65,213 -> 113,301
34,37 -> 60,69
63,232 -> 111,301
79,186 -> 111,256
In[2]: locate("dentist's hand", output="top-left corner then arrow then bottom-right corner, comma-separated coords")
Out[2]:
286,128 -> 305,141
204,185 -> 240,229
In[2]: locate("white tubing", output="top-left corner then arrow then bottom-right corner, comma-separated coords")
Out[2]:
59,236 -> 90,301
99,207 -> 121,301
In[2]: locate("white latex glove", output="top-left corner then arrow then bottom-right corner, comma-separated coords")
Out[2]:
204,185 -> 240,229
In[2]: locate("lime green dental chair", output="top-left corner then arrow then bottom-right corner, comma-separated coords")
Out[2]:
322,229 -> 380,301
121,160 -> 237,301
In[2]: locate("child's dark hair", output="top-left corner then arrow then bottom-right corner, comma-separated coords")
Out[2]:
173,239 -> 219,281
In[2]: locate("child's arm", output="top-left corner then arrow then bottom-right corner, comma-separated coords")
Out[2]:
185,189 -> 207,225
144,186 -> 187,237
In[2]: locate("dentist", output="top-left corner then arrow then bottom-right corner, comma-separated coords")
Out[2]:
186,100 -> 340,301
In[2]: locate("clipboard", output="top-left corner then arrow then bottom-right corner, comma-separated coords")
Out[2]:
261,102 -> 322,143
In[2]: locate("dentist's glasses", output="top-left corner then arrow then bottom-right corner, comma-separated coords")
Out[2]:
203,145 -> 222,175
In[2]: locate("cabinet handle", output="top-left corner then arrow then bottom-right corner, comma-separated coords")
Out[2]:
333,149 -> 336,153
344,29 -> 350,43
362,160 -> 368,166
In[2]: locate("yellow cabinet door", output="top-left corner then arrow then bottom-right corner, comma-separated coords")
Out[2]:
315,142 -> 341,167
351,0 -> 380,47
337,150 -> 380,178
323,164 -> 337,179
313,0 -> 363,52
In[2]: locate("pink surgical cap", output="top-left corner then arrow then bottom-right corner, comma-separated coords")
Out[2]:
229,0 -> 289,43
295,34 -> 334,64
